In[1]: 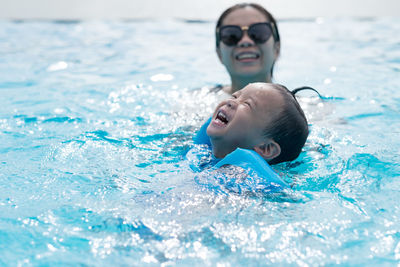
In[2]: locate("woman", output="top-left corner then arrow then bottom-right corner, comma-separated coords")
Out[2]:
194,3 -> 282,144
213,3 -> 281,94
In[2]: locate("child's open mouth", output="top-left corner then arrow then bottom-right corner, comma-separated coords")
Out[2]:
213,110 -> 229,126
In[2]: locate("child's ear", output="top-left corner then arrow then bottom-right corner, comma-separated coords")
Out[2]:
254,141 -> 281,161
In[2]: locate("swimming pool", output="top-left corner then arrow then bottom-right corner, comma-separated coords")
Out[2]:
0,17 -> 400,265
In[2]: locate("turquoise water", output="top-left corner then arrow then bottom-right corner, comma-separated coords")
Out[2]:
1,18 -> 400,265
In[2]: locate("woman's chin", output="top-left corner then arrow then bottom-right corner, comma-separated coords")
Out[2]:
234,67 -> 264,78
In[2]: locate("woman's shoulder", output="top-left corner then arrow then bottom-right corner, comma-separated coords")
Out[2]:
209,84 -> 231,94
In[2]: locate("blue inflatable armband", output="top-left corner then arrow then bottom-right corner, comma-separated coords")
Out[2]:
192,118 -> 288,192
213,148 -> 289,190
193,117 -> 212,147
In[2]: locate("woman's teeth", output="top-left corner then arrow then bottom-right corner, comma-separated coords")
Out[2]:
236,52 -> 259,60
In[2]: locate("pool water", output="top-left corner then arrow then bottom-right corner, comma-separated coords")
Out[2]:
1,18 -> 400,265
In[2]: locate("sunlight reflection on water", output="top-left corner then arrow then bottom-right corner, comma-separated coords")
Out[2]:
0,18 -> 399,266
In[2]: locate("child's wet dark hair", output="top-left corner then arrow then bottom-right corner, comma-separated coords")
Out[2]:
263,84 -> 319,164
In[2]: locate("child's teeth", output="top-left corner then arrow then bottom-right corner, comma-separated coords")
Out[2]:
217,111 -> 228,124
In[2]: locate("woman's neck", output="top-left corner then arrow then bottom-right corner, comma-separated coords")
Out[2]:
229,74 -> 272,94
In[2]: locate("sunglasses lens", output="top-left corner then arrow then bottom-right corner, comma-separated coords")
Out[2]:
248,23 -> 272,44
220,26 -> 242,46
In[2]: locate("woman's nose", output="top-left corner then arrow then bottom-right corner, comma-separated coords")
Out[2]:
238,31 -> 254,47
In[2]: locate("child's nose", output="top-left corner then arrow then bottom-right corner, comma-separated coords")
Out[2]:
226,99 -> 238,109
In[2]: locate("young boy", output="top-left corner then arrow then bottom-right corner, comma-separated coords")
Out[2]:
207,82 -> 308,163
189,82 -> 310,192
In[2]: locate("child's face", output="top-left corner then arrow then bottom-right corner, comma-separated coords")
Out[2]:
207,83 -> 283,155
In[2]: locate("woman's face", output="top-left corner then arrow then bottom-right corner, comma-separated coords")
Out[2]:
217,7 -> 279,81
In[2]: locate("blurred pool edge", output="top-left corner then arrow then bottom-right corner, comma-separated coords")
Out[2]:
0,0 -> 399,21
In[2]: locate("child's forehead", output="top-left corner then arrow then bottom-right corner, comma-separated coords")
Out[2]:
237,84 -> 284,116
240,83 -> 280,99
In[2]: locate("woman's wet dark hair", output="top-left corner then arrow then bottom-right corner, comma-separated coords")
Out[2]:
215,3 -> 281,77
264,85 -> 319,165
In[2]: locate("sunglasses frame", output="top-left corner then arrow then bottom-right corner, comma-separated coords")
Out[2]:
216,22 -> 275,47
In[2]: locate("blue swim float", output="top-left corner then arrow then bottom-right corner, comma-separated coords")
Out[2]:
213,148 -> 288,189
193,117 -> 212,147
190,118 -> 289,192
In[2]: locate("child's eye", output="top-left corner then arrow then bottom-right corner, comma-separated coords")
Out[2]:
244,102 -> 251,107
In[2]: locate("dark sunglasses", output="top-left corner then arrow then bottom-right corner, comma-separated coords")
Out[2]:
217,22 -> 274,46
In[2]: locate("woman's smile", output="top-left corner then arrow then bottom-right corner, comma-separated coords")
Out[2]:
235,51 -> 260,62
